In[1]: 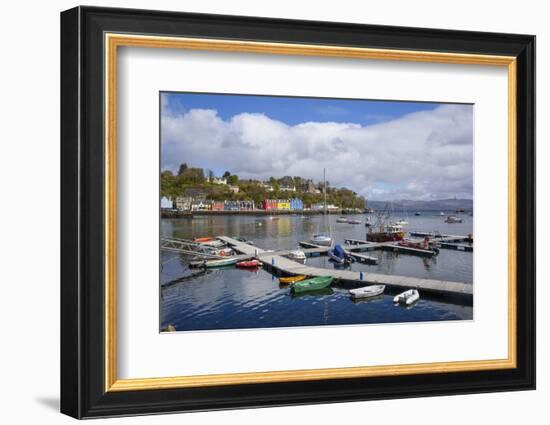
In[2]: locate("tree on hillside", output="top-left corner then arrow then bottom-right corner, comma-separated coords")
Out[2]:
223,170 -> 231,179
177,163 -> 188,176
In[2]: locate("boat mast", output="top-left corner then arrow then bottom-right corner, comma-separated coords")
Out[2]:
323,168 -> 328,233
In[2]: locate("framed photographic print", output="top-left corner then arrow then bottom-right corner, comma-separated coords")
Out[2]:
60,6 -> 535,419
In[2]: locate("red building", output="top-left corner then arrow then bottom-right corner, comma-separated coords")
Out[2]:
212,201 -> 225,211
262,199 -> 277,210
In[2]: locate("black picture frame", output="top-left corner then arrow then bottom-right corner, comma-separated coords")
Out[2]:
61,5 -> 535,419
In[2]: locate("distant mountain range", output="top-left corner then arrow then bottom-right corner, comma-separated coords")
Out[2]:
366,198 -> 473,212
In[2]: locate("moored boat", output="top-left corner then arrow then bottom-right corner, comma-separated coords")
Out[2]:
311,233 -> 332,246
348,219 -> 362,224
349,285 -> 386,299
204,258 -> 238,268
367,224 -> 405,242
279,275 -> 307,285
336,217 -> 349,223
445,215 -> 463,223
291,275 -> 334,294
236,259 -> 261,268
286,250 -> 306,263
194,237 -> 214,243
393,289 -> 420,305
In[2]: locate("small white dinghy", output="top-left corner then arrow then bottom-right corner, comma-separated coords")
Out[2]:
393,289 -> 420,305
287,250 -> 306,263
349,285 -> 385,299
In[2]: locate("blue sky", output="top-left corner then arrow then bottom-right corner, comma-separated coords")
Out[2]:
162,91 -> 440,127
161,92 -> 473,201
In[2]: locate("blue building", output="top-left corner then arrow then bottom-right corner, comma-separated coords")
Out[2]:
290,198 -> 303,210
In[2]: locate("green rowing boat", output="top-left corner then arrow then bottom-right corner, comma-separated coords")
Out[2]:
291,275 -> 334,294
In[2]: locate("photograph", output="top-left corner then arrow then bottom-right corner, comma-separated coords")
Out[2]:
159,92 -> 474,332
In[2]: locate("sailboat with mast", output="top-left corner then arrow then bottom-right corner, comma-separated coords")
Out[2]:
311,168 -> 333,246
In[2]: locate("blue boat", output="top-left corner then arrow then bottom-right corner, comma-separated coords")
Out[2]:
328,244 -> 347,264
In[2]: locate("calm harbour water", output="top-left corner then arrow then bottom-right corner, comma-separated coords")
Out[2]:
160,212 -> 473,331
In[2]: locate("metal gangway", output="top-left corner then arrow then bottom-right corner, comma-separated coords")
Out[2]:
160,236 -> 225,260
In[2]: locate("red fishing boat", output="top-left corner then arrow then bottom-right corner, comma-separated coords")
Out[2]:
366,224 -> 405,242
236,259 -> 261,268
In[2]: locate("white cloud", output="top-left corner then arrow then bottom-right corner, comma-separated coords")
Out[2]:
161,104 -> 473,201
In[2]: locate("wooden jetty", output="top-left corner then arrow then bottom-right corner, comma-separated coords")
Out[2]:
343,238 -> 437,258
440,242 -> 474,252
217,236 -> 472,305
409,231 -> 473,244
298,241 -> 378,264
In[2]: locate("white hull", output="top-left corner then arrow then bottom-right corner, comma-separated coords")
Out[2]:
393,289 -> 420,305
349,285 -> 385,299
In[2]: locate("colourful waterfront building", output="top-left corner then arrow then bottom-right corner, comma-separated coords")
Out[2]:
262,199 -> 277,210
290,198 -> 303,210
191,200 -> 212,211
212,201 -> 225,211
160,196 -> 173,209
175,196 -> 192,211
277,200 -> 291,210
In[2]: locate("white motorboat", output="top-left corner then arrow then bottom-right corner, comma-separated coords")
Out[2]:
445,215 -> 463,223
395,219 -> 408,226
393,289 -> 420,305
349,285 -> 386,299
336,217 -> 348,223
348,219 -> 362,225
439,212 -> 445,216
311,234 -> 332,246
287,250 -> 306,263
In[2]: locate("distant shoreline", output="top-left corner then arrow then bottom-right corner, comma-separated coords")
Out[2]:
160,209 -> 353,218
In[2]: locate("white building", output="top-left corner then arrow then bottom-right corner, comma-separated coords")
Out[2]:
211,177 -> 227,185
160,196 -> 173,209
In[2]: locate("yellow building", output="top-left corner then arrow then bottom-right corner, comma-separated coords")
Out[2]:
277,200 -> 291,210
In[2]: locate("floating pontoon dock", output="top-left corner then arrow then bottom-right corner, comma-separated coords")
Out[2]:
343,238 -> 438,257
217,236 -> 472,305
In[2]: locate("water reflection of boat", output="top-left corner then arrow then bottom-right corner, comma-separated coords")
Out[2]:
350,294 -> 384,304
161,269 -> 209,287
290,287 -> 334,298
